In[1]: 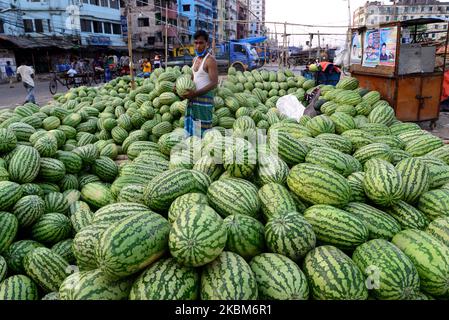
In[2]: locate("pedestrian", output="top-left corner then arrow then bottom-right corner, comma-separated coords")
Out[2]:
153,54 -> 161,69
5,61 -> 14,88
180,30 -> 218,138
16,61 -> 36,105
141,58 -> 152,78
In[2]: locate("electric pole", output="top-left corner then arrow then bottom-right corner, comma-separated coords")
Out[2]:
126,0 -> 135,90
165,2 -> 168,67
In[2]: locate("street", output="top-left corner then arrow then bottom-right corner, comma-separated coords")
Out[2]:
0,79 -> 68,110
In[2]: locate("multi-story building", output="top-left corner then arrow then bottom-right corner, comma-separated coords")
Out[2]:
178,0 -> 214,37
225,0 -> 238,40
248,0 -> 265,37
0,0 -> 126,74
353,0 -> 449,40
236,0 -> 248,39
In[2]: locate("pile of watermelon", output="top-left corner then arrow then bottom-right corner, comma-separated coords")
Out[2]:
0,65 -> 448,301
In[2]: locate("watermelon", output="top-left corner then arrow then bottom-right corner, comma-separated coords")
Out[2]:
303,205 -> 369,250
353,143 -> 392,165
59,269 -> 133,300
3,240 -> 44,274
405,134 -> 443,157
303,245 -> 368,300
51,239 -> 75,264
13,195 -> 45,228
167,193 -> 209,224
250,253 -> 309,300
96,212 -> 170,279
0,275 -> 39,300
258,183 -> 297,221
347,172 -> 366,202
426,216 -> 449,248
386,200 -> 430,230
72,223 -> 109,271
363,159 -> 404,207
143,169 -> 211,212
395,158 -> 430,204
200,251 -> 258,300
223,139 -> 257,178
268,131 -> 308,166
38,158 -> 66,182
417,189 -> 449,221
306,146 -> 354,177
392,229 -> 449,298
207,178 -> 260,219
81,182 -> 114,209
44,192 -> 69,214
344,202 -> 401,240
0,128 -> 17,153
23,247 -> 70,293
31,213 -> 72,245
91,202 -> 150,225
129,257 -> 199,300
223,214 -> 265,260
265,211 -> 316,261
0,212 -> 19,254
0,256 -> 6,282
352,239 -> 420,300
169,204 -> 227,267
8,146 -> 41,183
316,133 -> 353,154
368,104 -> 395,126
305,115 -> 335,137
287,163 -> 351,207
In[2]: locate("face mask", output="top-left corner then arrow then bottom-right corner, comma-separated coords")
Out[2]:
195,49 -> 207,57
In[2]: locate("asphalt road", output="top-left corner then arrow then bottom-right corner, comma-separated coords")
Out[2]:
0,79 -> 68,110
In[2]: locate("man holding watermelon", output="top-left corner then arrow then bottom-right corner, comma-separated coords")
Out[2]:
181,30 -> 219,138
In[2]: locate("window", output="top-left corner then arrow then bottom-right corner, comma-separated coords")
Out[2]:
137,0 -> 148,6
147,36 -> 155,45
47,19 -> 52,32
90,0 -> 99,5
80,19 -> 92,32
432,33 -> 436,38
110,0 -> 119,9
23,19 -> 34,32
83,0 -> 89,3
155,12 -> 161,25
34,19 -> 43,33
93,20 -> 102,33
138,18 -> 149,27
0,19 -> 4,34
435,25 -> 439,29
183,4 -> 190,11
112,23 -> 121,34
101,0 -> 108,7
104,22 -> 112,34
429,6 -> 433,12
386,16 -> 390,22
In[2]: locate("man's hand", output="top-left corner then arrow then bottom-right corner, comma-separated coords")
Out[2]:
182,90 -> 197,100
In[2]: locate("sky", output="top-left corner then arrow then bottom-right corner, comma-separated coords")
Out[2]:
265,0 -> 376,48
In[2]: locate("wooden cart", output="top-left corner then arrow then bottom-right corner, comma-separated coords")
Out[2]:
349,18 -> 449,129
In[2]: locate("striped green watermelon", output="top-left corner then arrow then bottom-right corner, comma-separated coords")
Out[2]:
34,134 -> 58,157
59,269 -> 133,300
392,229 -> 449,298
0,128 -> 17,153
352,239 -> 420,300
223,139 -> 257,178
129,257 -> 199,300
363,159 -> 404,207
42,116 -> 61,130
362,91 -> 381,105
38,158 -> 66,182
316,133 -> 353,154
0,275 -> 38,300
306,146 -> 354,177
425,145 -> 449,164
96,212 -> 170,279
117,184 -> 145,204
54,150 -> 83,174
167,193 -> 209,224
303,205 -> 369,250
405,134 -> 443,157
341,129 -> 374,150
81,183 -> 114,209
386,200 -> 429,230
200,251 -> 258,300
72,223 -> 110,271
395,158 -> 430,204
250,253 -> 309,300
258,183 -> 296,221
305,115 -> 335,137
23,247 -> 69,293
268,131 -> 308,166
360,123 -> 391,136
169,204 -> 226,267
353,143 -> 392,165
426,216 -> 449,248
91,202 -> 150,225
44,192 -> 69,214
287,163 -> 351,207
390,122 -> 422,136
368,104 -> 395,126
223,214 -> 265,261
303,245 -> 368,300
330,112 -> 356,134
0,181 -> 23,211
8,146 -> 40,184
417,189 -> 449,221
72,144 -> 99,165
0,212 -> 18,254
51,239 -> 75,264
70,202 -> 94,233
0,256 -> 6,282
13,195 -> 45,228
31,213 -> 72,245
8,122 -> 35,142
207,178 -> 260,219
347,172 -> 366,202
265,211 -> 316,261
143,169 -> 211,212
92,157 -> 118,182
344,202 -> 401,240
3,240 -> 44,274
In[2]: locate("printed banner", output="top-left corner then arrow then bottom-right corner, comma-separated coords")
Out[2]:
379,27 -> 397,67
350,32 -> 362,65
363,29 -> 380,67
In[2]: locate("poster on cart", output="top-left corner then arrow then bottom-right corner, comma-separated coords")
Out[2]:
379,27 -> 398,67
363,29 -> 380,67
350,32 -> 363,64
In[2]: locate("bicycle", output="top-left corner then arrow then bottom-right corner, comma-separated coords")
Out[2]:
49,71 -> 75,95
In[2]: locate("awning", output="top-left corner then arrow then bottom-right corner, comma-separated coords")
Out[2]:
0,35 -> 75,50
233,37 -> 268,44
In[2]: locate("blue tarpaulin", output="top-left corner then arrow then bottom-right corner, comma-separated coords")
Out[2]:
233,37 -> 268,44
